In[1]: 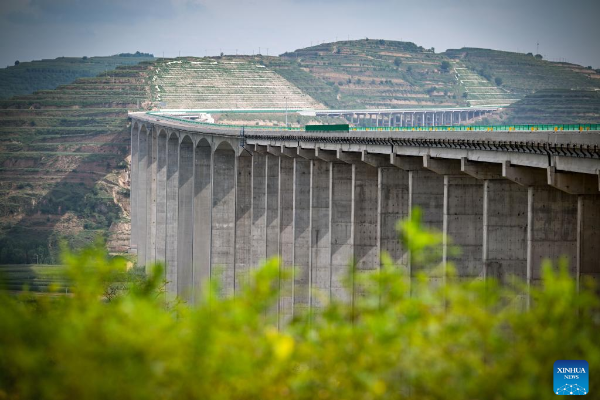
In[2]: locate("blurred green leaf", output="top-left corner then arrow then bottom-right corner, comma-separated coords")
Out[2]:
0,211 -> 598,400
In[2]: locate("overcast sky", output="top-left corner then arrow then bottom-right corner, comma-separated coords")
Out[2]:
1,0 -> 599,68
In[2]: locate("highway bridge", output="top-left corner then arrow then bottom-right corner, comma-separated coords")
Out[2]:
129,110 -> 600,318
307,106 -> 498,127
159,106 -> 498,127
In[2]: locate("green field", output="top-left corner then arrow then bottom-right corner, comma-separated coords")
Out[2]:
0,264 -> 68,292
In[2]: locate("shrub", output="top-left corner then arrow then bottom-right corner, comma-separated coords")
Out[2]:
394,57 -> 402,67
495,77 -> 503,86
440,60 -> 451,71
0,212 -> 598,399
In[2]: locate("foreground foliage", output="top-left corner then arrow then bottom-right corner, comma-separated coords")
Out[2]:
0,213 -> 599,399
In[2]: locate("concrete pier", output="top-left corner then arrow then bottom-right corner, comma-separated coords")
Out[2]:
443,176 -> 484,281
193,139 -> 212,300
266,155 -> 280,258
578,196 -> 600,287
279,156 -> 295,324
310,160 -> 331,311
353,162 -> 379,299
235,151 -> 252,292
177,137 -> 194,301
293,158 -> 311,316
408,168 -> 444,281
130,124 -> 139,253
137,126 -> 148,267
527,186 -> 578,287
129,113 -> 600,313
251,152 -> 267,265
155,131 -> 167,264
147,130 -> 157,266
212,143 -> 236,297
482,180 -> 528,283
330,162 -> 353,302
165,134 -> 179,296
378,167 -> 409,267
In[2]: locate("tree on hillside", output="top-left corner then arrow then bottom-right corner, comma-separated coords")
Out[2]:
394,57 -> 402,67
14,60 -> 19,66
440,61 -> 451,72
495,77 -> 503,86
478,67 -> 492,81
535,54 -> 543,59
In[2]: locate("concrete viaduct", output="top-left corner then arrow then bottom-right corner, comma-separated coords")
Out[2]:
129,111 -> 600,319
308,106 -> 497,127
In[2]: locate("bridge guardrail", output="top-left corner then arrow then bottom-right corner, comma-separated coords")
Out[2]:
352,124 -> 600,132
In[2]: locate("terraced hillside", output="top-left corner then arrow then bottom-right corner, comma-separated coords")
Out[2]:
490,89 -> 600,125
0,53 -> 154,100
277,39 -> 470,109
445,48 -> 600,96
453,64 -> 520,107
274,41 -> 600,110
0,62 -> 154,264
151,57 -> 322,109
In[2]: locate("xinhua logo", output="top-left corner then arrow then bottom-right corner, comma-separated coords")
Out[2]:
554,360 -> 589,395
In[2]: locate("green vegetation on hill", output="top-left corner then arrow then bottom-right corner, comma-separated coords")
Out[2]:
150,57 -> 321,109
277,39 -> 465,109
264,58 -> 342,108
274,40 -> 600,113
0,54 -> 154,100
490,89 -> 600,124
445,48 -> 600,96
0,61 -> 153,264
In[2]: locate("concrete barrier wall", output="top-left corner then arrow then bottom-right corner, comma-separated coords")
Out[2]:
130,117 -> 600,312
